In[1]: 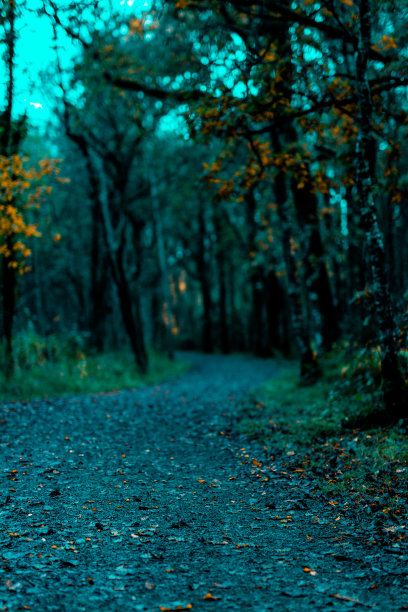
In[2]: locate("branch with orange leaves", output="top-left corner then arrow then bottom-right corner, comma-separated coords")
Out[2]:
0,154 -> 68,273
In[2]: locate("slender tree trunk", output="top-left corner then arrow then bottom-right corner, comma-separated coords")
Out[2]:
272,135 -> 320,382
355,0 -> 407,417
89,200 -> 110,352
266,13 -> 320,376
64,121 -> 148,368
2,237 -> 16,373
280,286 -> 293,357
1,0 -> 17,374
291,170 -> 340,350
212,204 -> 230,353
228,261 -> 243,351
32,238 -> 45,335
114,230 -> 148,373
246,190 -> 268,356
345,187 -> 366,339
150,288 -> 163,349
1,1 -> 15,156
63,116 -> 110,352
99,176 -> 149,373
115,261 -> 148,373
217,254 -> 230,354
197,201 -> 214,353
265,270 -> 288,353
148,161 -> 175,359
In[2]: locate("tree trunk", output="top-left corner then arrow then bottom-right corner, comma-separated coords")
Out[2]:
150,289 -> 164,349
89,199 -> 110,352
212,204 -> 230,353
32,238 -> 45,336
148,160 -> 175,359
63,119 -> 148,369
63,114 -> 111,352
2,237 -> 16,375
265,14 -> 320,377
1,0 -> 17,374
291,170 -> 340,351
217,253 -> 230,354
272,134 -> 320,382
197,201 -> 214,353
355,0 -> 407,417
265,270 -> 289,354
99,170 -> 149,373
116,261 -> 148,373
246,190 -> 268,357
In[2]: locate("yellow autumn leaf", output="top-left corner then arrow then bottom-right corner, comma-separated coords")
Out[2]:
203,593 -> 216,600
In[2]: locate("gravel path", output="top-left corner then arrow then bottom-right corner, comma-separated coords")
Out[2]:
0,353 -> 406,611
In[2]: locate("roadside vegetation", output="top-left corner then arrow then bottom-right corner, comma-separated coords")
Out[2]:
0,330 -> 189,401
238,343 -> 408,529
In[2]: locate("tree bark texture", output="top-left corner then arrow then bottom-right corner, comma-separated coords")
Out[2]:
212,203 -> 230,354
272,134 -> 320,382
355,0 -> 407,417
197,201 -> 214,353
246,190 -> 268,357
89,181 -> 111,351
1,0 -> 17,374
148,159 -> 175,359
291,169 -> 340,350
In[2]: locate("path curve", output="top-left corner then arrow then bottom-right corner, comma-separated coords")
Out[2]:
0,353 -> 406,611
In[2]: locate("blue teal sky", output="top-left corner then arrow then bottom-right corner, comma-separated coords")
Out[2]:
1,0 -> 152,128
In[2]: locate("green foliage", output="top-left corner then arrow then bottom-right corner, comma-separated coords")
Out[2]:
238,348 -> 408,520
8,327 -> 90,369
328,345 -> 384,426
0,331 -> 190,401
238,361 -> 341,447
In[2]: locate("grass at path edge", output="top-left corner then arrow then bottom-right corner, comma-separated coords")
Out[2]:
237,355 -> 408,533
0,350 -> 191,402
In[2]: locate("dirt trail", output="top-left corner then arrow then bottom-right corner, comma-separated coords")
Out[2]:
0,353 -> 406,611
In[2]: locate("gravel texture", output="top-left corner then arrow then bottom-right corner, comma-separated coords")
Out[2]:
0,352 -> 407,611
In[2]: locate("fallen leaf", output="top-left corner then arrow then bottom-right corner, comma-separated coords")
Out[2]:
203,592 -> 219,600
332,593 -> 354,602
145,581 -> 155,590
158,606 -> 192,611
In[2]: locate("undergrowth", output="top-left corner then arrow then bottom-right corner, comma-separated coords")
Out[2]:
0,330 -> 190,401
238,343 -> 408,526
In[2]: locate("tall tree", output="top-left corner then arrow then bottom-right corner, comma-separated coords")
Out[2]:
1,0 -> 18,373
353,0 -> 407,417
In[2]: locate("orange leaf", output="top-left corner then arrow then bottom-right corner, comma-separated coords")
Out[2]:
303,567 -> 317,576
159,606 -> 192,611
333,594 -> 353,602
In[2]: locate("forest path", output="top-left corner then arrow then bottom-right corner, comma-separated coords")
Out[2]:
0,353 -> 406,611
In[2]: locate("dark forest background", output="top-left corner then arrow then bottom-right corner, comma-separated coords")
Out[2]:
1,0 -> 408,422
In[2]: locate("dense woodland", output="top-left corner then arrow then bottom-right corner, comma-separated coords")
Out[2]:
1,0 -> 408,419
